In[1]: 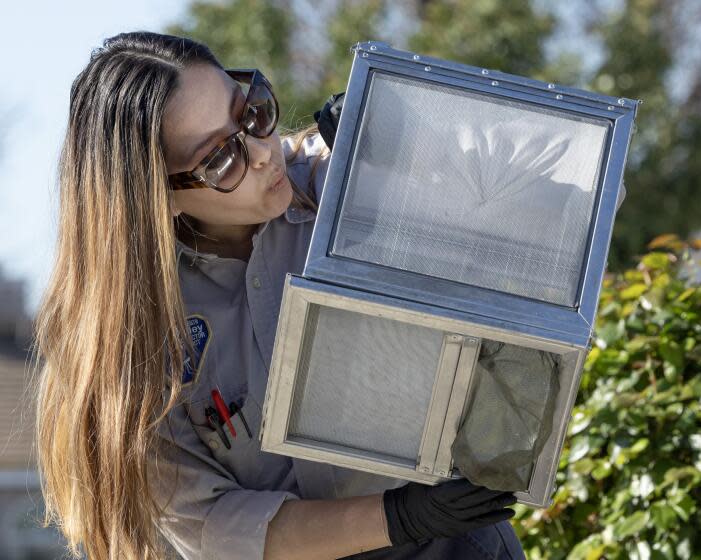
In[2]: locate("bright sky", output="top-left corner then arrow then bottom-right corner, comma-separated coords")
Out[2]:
0,1 -> 190,314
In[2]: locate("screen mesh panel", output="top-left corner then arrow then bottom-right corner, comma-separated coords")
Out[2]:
288,305 -> 444,461
451,340 -> 560,492
332,72 -> 609,306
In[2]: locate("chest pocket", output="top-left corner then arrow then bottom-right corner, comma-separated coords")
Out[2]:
184,388 -> 290,490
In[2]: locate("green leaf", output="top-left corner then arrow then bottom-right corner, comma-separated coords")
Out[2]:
621,283 -> 649,300
592,460 -> 613,480
641,252 -> 670,270
630,438 -> 650,455
659,339 -> 684,371
572,457 -> 596,475
669,494 -> 696,522
569,436 -> 591,462
597,320 -> 627,346
568,535 -> 605,560
614,392 -> 643,407
650,502 -> 678,530
569,410 -> 592,435
686,376 -> 701,398
627,335 -> 658,352
652,272 -> 671,288
613,511 -> 650,538
676,287 -> 696,302
659,466 -> 701,490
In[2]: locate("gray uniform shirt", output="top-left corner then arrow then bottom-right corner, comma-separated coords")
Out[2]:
150,132 -> 406,560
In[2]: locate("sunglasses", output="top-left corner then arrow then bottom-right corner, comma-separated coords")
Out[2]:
168,69 -> 279,193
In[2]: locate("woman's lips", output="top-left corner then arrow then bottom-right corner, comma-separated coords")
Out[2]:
267,173 -> 286,192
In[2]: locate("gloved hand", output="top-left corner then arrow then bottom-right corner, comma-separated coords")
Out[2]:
313,91 -> 345,150
382,478 -> 517,547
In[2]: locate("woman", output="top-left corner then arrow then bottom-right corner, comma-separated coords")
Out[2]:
32,31 -> 524,560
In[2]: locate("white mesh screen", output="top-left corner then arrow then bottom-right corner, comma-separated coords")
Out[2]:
288,305 -> 444,461
332,72 -> 609,306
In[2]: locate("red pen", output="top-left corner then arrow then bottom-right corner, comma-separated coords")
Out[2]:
212,388 -> 237,438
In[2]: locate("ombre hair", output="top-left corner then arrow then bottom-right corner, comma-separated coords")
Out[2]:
30,30 -> 324,560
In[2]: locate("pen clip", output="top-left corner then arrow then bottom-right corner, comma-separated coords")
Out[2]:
229,401 -> 253,439
205,406 -> 231,449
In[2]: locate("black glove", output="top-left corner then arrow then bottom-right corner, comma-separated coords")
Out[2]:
313,91 -> 345,150
382,478 -> 517,547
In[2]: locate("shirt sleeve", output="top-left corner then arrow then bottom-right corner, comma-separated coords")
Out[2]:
283,132 -> 331,208
148,401 -> 300,560
312,152 -> 331,206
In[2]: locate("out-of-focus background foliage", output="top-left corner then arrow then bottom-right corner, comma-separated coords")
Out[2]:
514,238 -> 701,559
0,0 -> 698,558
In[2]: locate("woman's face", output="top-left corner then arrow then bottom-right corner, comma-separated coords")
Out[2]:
161,63 -> 293,227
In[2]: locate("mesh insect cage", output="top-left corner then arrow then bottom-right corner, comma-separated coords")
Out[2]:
260,41 -> 639,507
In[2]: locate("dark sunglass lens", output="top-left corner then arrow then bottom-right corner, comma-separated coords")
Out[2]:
245,84 -> 277,137
204,138 -> 247,190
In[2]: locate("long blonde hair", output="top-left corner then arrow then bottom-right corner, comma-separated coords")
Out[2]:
31,31 -> 324,560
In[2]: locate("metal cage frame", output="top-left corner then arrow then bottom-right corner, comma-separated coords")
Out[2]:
304,41 -> 640,348
261,275 -> 587,507
260,41 -> 640,509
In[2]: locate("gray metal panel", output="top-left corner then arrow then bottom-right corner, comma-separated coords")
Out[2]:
261,275 -> 588,507
352,41 -> 640,109
417,335 -> 463,475
577,108 -> 638,324
433,337 -> 481,477
304,41 -> 638,342
292,273 -> 591,348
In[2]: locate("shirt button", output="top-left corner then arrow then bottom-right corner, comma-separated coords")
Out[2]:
209,438 -> 220,450
252,276 -> 261,289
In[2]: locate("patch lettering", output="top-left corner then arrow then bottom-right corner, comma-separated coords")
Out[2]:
182,315 -> 211,385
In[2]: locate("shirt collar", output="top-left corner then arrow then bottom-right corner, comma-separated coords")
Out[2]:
174,203 -> 315,266
284,203 -> 316,224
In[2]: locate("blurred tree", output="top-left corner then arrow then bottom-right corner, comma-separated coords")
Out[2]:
165,0 -> 307,128
587,0 -> 701,268
409,0 -> 556,78
317,0 -> 389,96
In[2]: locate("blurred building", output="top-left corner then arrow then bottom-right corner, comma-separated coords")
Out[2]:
0,266 -> 71,560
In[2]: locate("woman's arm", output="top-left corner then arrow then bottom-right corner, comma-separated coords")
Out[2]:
264,493 -> 390,560
264,478 -> 518,559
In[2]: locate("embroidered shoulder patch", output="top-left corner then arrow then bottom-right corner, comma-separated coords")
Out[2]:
182,315 -> 212,385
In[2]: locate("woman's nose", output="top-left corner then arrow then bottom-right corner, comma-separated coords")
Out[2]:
245,135 -> 272,169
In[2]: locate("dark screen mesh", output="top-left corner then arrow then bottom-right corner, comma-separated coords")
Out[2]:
451,340 -> 560,491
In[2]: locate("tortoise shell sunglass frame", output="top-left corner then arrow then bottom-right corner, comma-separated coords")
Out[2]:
168,69 -> 280,194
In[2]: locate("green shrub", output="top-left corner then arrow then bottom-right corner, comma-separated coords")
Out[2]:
513,235 -> 701,560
